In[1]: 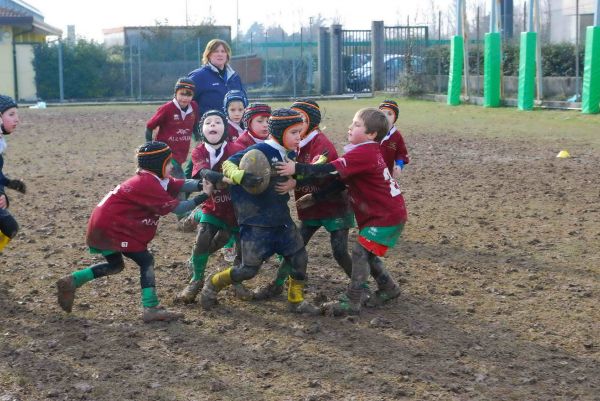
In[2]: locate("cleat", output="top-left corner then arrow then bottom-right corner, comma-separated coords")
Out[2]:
200,280 -> 219,309
322,299 -> 361,316
174,279 -> 204,304
232,283 -> 254,301
364,284 -> 401,308
142,306 -> 184,323
56,275 -> 76,313
253,281 -> 284,301
288,300 -> 322,316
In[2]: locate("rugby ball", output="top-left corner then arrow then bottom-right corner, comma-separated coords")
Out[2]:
239,148 -> 271,194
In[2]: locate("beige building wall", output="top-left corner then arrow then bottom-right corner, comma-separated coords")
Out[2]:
0,27 -> 15,97
15,44 -> 37,101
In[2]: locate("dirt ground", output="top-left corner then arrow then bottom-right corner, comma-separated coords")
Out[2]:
1,104 -> 598,401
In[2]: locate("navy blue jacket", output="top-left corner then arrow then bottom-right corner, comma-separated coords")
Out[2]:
228,141 -> 296,227
187,63 -> 246,116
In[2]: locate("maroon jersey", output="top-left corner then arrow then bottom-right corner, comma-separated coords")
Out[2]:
226,120 -> 243,143
295,130 -> 351,220
379,126 -> 409,172
86,171 -> 185,252
331,142 -> 407,229
191,142 -> 237,227
146,99 -> 199,164
234,130 -> 265,151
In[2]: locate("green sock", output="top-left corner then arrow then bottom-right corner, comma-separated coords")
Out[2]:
141,287 -> 159,308
72,268 -> 94,288
274,261 -> 292,287
223,236 -> 235,249
190,253 -> 209,281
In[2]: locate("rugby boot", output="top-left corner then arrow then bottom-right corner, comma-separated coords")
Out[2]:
200,268 -> 233,309
253,280 -> 285,300
142,306 -> 184,323
365,277 -> 401,308
287,278 -> 321,316
232,282 -> 254,301
322,286 -> 363,316
174,279 -> 204,304
56,275 -> 77,313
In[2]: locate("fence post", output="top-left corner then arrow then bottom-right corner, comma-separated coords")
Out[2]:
371,21 -> 384,92
518,0 -> 536,110
447,0 -> 464,105
318,26 -> 331,95
484,5 -> 502,109
58,39 -> 64,102
330,24 -> 343,95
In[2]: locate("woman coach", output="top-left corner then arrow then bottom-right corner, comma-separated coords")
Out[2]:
187,39 -> 247,116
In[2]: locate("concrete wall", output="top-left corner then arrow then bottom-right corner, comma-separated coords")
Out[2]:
420,75 -> 582,100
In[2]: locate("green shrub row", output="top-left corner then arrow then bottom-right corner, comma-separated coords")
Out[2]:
423,42 -> 585,76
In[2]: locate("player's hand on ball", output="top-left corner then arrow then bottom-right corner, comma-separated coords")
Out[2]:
202,178 -> 214,196
275,178 -> 296,194
6,179 -> 26,194
275,160 -> 296,176
296,194 -> 316,210
241,173 -> 264,187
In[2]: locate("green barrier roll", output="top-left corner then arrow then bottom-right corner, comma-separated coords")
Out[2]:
582,26 -> 600,114
484,32 -> 502,107
517,32 -> 537,111
447,35 -> 464,106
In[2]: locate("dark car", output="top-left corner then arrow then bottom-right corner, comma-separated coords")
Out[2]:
346,54 -> 423,92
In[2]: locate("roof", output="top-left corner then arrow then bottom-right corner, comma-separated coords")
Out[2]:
0,6 -> 25,17
0,6 -> 62,36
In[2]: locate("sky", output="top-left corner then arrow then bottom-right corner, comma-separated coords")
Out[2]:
27,0 -> 454,41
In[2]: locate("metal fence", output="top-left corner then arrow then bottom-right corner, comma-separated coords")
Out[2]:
341,25 -> 429,94
31,13 -> 592,103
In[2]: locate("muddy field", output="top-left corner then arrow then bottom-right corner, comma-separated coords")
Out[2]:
1,102 -> 598,401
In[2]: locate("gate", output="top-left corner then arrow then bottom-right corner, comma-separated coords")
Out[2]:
342,30 -> 371,93
383,26 -> 429,91
341,26 -> 429,93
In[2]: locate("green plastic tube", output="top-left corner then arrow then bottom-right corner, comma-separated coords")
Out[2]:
484,32 -> 502,107
447,35 -> 464,106
518,32 -> 537,111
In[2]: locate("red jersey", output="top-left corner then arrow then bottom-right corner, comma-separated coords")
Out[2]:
146,99 -> 199,164
226,120 -> 243,143
234,130 -> 265,151
86,171 -> 185,252
295,130 -> 351,220
190,142 -> 237,227
331,142 -> 407,229
379,126 -> 409,172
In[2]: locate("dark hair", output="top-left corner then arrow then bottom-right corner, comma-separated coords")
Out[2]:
356,108 -> 389,142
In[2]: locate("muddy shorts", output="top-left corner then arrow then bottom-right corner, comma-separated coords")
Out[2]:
239,224 -> 304,266
302,213 -> 355,232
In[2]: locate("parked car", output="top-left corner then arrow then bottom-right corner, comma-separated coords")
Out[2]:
346,54 -> 423,92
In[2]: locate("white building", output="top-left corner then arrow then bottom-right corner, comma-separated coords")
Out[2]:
548,0 -> 596,43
